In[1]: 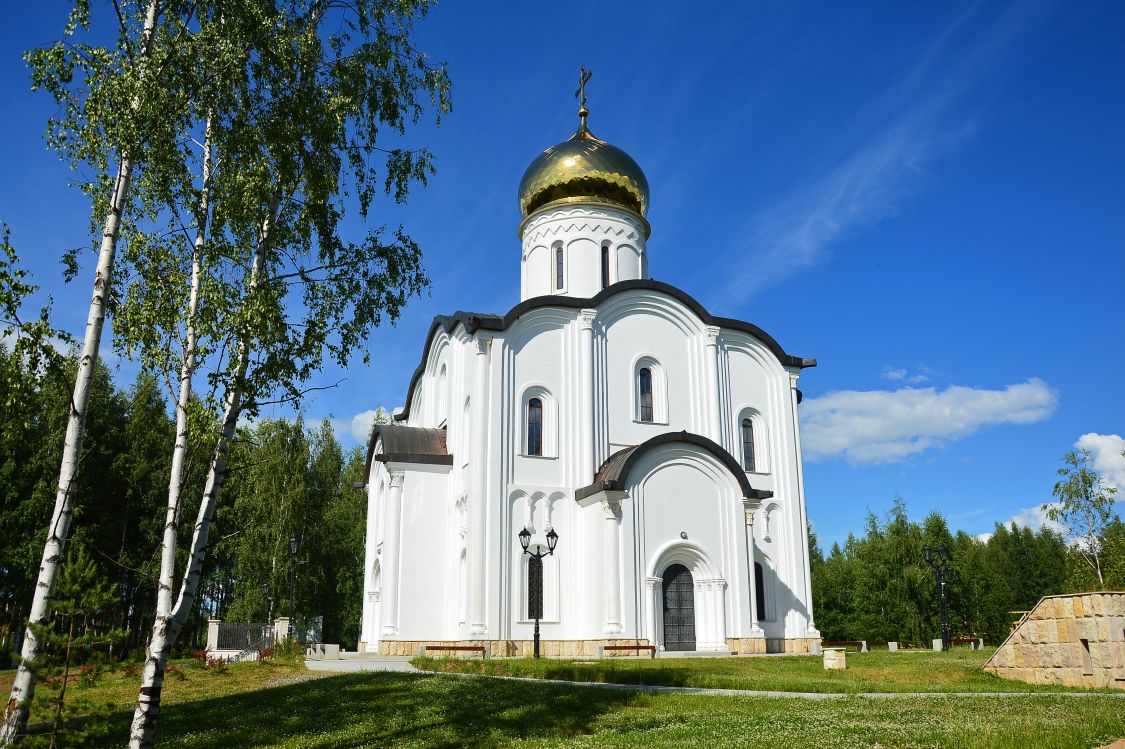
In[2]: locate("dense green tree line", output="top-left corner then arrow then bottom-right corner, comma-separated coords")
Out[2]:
810,497 -> 1123,646
0,346 -> 368,667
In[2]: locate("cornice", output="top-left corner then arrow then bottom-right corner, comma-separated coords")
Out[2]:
519,201 -> 650,241
391,280 -> 815,423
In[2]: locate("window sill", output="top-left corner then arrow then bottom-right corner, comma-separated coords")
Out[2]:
519,453 -> 558,460
517,618 -> 561,625
744,469 -> 771,476
632,419 -> 669,426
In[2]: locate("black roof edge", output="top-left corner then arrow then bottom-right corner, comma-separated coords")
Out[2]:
373,453 -> 454,467
393,280 -> 815,423
574,431 -> 773,503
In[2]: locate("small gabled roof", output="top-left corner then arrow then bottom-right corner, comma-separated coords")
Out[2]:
364,424 -> 452,479
574,431 -> 773,502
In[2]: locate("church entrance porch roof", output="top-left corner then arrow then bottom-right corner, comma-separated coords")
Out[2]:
364,424 -> 452,477
574,431 -> 773,502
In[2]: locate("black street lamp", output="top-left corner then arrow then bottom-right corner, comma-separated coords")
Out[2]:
519,526 -> 559,659
922,544 -> 953,651
288,536 -> 299,640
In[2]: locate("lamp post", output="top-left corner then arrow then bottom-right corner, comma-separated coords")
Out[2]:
288,536 -> 299,640
519,526 -> 559,659
922,544 -> 953,650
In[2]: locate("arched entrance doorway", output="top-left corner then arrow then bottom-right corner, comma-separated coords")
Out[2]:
662,564 -> 696,651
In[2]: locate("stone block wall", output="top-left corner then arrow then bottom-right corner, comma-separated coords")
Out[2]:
983,592 -> 1125,690
380,638 -> 651,658
381,636 -> 817,658
726,637 -> 766,655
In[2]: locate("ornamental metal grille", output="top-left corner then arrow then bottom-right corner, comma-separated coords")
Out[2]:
217,622 -> 274,651
527,555 -> 544,620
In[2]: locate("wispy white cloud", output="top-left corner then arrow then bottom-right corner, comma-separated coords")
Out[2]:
882,365 -> 939,385
1075,432 -> 1125,492
802,378 -> 1058,464
1006,503 -> 1064,535
715,2 -> 1052,303
328,407 -> 393,446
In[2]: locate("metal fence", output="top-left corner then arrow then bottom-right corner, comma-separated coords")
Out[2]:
217,622 -> 273,651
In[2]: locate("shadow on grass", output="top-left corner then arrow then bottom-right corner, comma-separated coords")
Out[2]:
91,671 -> 642,748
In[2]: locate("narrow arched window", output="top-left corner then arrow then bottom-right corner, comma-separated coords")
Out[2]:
638,368 -> 653,422
555,246 -> 564,290
601,244 -> 610,289
741,417 -> 756,472
527,397 -> 543,455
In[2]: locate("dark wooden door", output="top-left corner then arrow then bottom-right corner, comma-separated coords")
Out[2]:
662,564 -> 696,651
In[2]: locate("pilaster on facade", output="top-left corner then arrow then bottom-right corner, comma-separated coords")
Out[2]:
743,502 -> 765,637
702,325 -> 722,442
468,334 -> 493,637
380,470 -> 406,637
578,309 -> 598,485
601,495 -> 624,635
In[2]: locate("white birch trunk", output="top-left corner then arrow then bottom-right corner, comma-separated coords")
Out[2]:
128,195 -> 278,749
156,114 -> 212,625
0,5 -> 161,743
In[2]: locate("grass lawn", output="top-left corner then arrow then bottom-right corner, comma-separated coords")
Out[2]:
0,653 -> 1121,748
412,649 -> 1112,694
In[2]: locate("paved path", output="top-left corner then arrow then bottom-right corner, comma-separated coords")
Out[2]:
306,659 -> 1123,698
305,658 -> 418,673
435,671 -> 1125,699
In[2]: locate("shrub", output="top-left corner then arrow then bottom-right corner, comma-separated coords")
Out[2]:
77,663 -> 100,688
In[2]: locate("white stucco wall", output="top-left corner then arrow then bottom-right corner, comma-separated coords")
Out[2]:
361,205 -> 816,652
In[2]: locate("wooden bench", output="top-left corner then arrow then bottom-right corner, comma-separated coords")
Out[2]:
599,644 -> 657,658
418,644 -> 488,659
952,637 -> 984,650
821,640 -> 867,652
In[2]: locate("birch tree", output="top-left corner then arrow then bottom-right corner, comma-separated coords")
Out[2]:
2,2 -> 204,742
118,2 -> 450,745
1046,448 -> 1119,586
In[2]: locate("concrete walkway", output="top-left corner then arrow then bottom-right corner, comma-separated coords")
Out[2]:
305,657 -> 418,673
305,659 -> 1123,698
435,671 -> 1125,699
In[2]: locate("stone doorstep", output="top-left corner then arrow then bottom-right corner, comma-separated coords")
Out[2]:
658,649 -> 733,658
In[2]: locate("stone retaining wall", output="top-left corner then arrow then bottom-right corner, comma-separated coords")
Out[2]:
983,592 -> 1125,689
379,638 -> 651,658
380,636 -> 817,657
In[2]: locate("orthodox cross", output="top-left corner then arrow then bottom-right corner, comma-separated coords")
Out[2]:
575,66 -> 592,124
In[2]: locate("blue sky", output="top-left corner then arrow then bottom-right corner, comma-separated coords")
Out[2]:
2,1 -> 1123,547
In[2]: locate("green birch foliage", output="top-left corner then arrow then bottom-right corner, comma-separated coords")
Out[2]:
1046,448 -> 1118,585
207,419 -> 367,648
25,0 -> 210,271
112,0 -> 452,417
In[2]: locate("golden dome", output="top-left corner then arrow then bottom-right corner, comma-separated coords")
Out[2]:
518,118 -> 650,220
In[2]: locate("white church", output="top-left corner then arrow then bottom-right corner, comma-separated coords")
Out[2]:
359,90 -> 821,656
